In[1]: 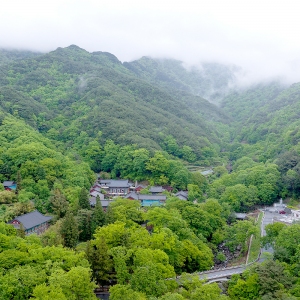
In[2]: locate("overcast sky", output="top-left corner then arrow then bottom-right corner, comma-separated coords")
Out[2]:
1,0 -> 299,84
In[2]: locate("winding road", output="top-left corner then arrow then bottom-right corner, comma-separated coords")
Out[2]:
196,209 -> 276,282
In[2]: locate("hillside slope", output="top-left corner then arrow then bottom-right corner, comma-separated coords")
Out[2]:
221,82 -> 300,160
0,45 -> 231,163
124,56 -> 237,103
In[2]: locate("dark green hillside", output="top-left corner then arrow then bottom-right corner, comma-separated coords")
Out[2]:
0,48 -> 41,65
124,56 -> 237,102
0,45 -> 229,163
221,82 -> 300,149
0,86 -> 52,128
221,82 -> 300,198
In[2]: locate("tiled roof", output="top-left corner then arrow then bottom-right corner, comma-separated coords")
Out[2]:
124,192 -> 139,200
90,191 -> 104,198
149,186 -> 165,193
99,179 -> 131,188
124,193 -> 166,201
10,210 -> 52,230
175,191 -> 188,197
2,181 -> 15,186
139,194 -> 166,201
89,197 -> 112,207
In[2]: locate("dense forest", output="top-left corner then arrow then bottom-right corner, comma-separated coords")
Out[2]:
1,46 -> 300,299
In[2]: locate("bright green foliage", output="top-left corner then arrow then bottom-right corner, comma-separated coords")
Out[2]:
273,223 -> 300,263
262,222 -> 286,247
179,273 -> 228,300
109,284 -> 147,300
158,293 -> 185,300
187,184 -> 203,202
220,184 -> 258,211
45,267 -> 97,300
106,198 -> 144,224
94,221 -> 128,249
0,190 -> 17,204
228,273 -> 260,300
0,116 -> 94,216
0,265 -> 47,300
165,198 -> 225,241
146,152 -> 171,184
109,246 -> 131,284
31,284 -> 67,300
224,220 -> 258,254
101,140 -> 119,173
209,163 -> 280,211
3,46 -> 300,299
130,263 -> 169,297
228,260 -> 296,300
0,227 -> 95,299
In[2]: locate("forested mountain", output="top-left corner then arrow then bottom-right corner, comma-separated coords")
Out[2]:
220,82 -> 300,200
0,48 -> 41,65
221,82 -> 300,161
124,57 -> 237,103
0,45 -> 230,165
2,45 -> 300,299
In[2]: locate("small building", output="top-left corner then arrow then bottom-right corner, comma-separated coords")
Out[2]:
8,210 -> 52,235
100,200 -> 113,211
200,169 -> 213,176
98,179 -> 132,196
125,192 -> 166,207
134,184 -> 147,193
89,194 -> 105,207
90,190 -> 105,198
234,213 -> 248,220
2,181 -> 17,191
149,186 -> 165,194
89,197 -> 113,211
125,191 -> 140,200
175,191 -> 188,201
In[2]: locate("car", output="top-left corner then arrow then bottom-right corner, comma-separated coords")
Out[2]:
279,210 -> 286,214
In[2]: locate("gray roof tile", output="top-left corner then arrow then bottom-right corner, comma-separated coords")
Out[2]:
10,210 -> 52,230
149,186 -> 165,193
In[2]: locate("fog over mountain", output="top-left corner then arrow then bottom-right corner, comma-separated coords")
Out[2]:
1,0 -> 299,87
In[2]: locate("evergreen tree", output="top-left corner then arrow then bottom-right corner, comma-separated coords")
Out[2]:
86,237 -> 113,285
16,170 -> 22,194
49,188 -> 68,218
60,212 -> 79,248
78,209 -> 93,241
79,188 -> 90,210
91,195 -> 106,232
17,223 -> 26,238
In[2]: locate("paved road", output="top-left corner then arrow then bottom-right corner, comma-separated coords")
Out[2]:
198,266 -> 246,281
259,210 -> 275,261
197,209 -> 276,281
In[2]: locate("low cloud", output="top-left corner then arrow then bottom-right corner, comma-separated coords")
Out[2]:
1,0 -> 300,86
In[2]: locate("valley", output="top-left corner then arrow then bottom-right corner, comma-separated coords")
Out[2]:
0,46 -> 300,299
